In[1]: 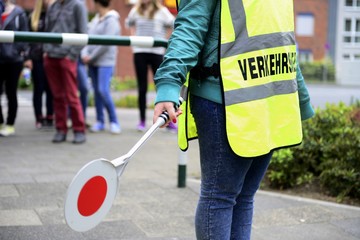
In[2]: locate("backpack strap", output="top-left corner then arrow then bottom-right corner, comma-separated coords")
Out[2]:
15,15 -> 19,29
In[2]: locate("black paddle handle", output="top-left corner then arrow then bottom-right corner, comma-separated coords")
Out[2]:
158,97 -> 184,124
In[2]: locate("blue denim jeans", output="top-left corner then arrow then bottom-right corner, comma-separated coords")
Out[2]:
88,66 -> 118,124
190,94 -> 273,240
77,59 -> 89,119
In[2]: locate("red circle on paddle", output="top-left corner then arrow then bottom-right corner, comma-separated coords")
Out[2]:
77,176 -> 107,216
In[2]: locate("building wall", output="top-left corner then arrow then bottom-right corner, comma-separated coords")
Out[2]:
15,0 -> 34,10
106,0 -> 134,79
327,0 -> 338,64
294,0 -> 329,62
335,0 -> 360,86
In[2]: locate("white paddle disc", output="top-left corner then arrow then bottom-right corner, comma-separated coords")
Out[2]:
64,159 -> 118,232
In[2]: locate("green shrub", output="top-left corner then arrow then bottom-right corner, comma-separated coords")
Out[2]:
115,95 -> 138,108
111,76 -> 137,91
18,76 -> 32,90
267,147 -> 316,189
299,61 -> 335,82
87,92 -> 94,107
267,149 -> 296,189
113,94 -> 155,109
111,76 -> 155,91
267,102 -> 360,202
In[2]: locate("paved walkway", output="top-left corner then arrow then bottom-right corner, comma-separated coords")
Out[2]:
0,88 -> 359,240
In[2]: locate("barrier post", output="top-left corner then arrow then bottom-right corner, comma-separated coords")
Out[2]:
177,149 -> 187,188
0,31 -> 168,47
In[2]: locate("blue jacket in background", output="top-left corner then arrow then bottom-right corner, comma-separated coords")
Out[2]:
0,0 -> 4,15
0,5 -> 29,63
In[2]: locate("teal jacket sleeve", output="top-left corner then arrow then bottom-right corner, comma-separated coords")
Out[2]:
154,0 -> 218,104
296,64 -> 315,121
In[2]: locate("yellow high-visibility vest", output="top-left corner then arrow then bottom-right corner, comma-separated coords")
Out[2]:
178,0 -> 302,157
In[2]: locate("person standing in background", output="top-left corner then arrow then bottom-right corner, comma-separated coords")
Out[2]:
125,0 -> 175,132
77,56 -> 89,126
81,0 -> 121,134
0,0 -> 29,137
76,0 -> 89,125
43,0 -> 87,144
0,0 -> 4,16
24,0 -> 54,129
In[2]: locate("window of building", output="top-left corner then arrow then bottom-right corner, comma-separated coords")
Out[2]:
298,49 -> 313,62
356,19 -> 360,43
345,19 -> 352,31
343,53 -> 360,60
296,13 -> 314,36
344,36 -> 352,42
345,0 -> 360,7
343,54 -> 351,60
342,18 -> 360,44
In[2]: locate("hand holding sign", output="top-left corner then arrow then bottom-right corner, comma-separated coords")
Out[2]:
64,98 -> 183,232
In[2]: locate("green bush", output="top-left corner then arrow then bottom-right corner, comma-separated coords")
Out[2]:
115,95 -> 138,108
111,76 -> 138,91
18,76 -> 32,90
113,94 -> 155,109
268,148 -> 315,189
299,61 -> 335,82
111,76 -> 155,91
267,102 -> 360,202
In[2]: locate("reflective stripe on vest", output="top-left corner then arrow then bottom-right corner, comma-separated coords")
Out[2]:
178,0 -> 302,157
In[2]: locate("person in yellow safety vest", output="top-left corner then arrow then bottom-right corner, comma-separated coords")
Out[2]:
153,0 -> 315,239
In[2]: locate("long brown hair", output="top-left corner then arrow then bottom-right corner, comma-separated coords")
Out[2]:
135,0 -> 162,19
30,0 -> 43,31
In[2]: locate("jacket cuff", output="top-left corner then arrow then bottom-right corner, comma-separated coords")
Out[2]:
155,84 -> 181,105
300,101 -> 315,121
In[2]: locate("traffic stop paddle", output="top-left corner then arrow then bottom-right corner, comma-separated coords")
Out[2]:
64,98 -> 183,232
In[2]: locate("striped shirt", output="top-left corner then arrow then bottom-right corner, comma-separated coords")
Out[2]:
126,6 -> 174,55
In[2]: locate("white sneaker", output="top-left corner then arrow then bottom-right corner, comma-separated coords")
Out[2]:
110,122 -> 121,134
0,125 -> 15,137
